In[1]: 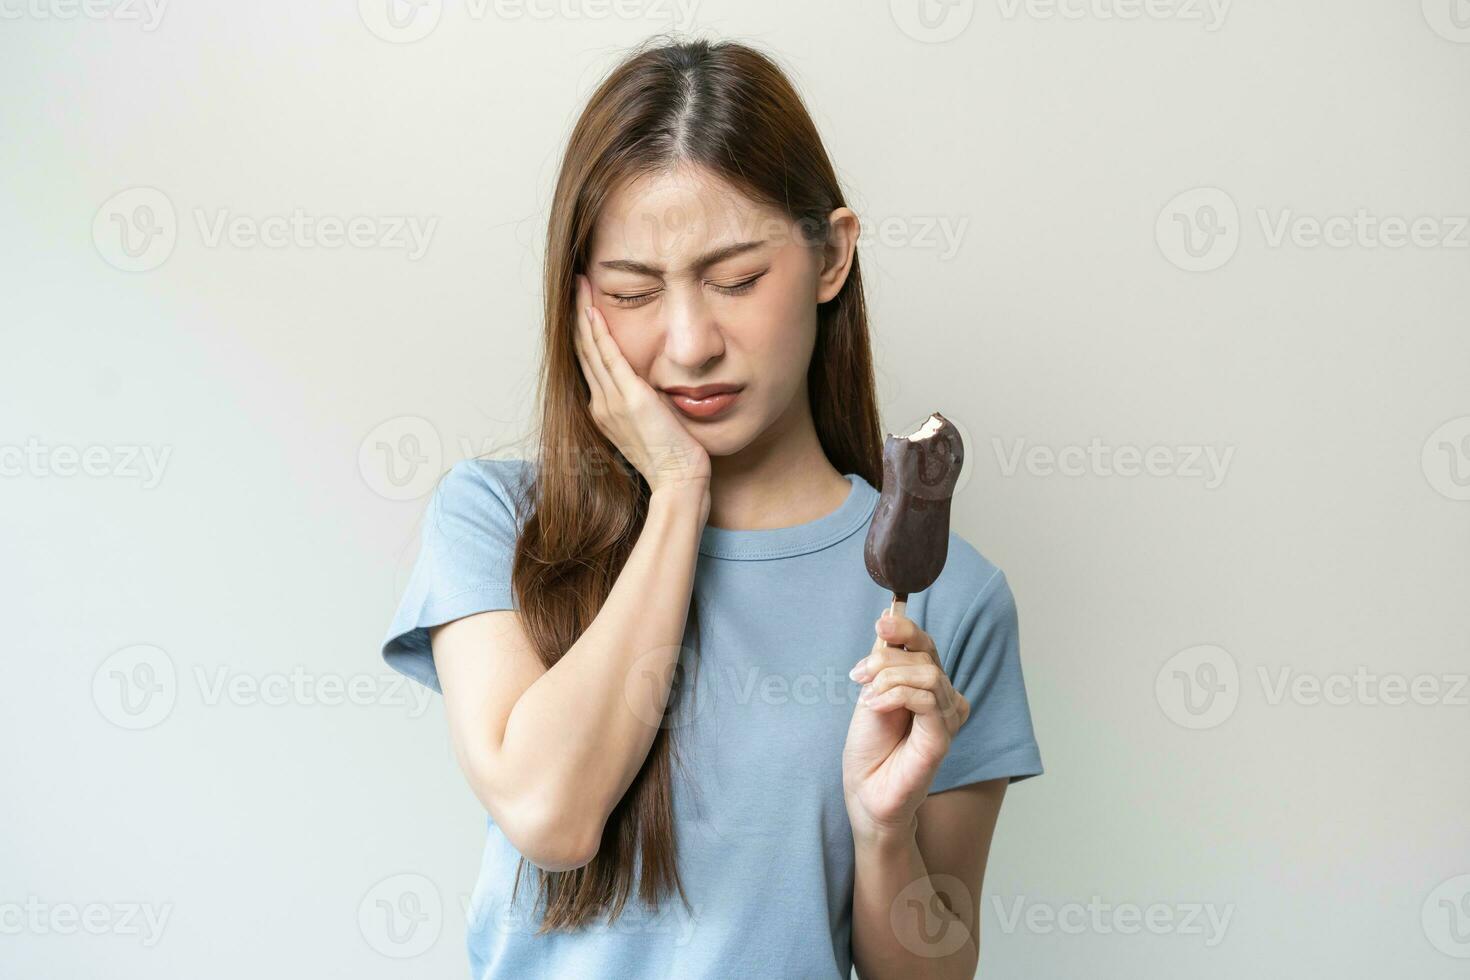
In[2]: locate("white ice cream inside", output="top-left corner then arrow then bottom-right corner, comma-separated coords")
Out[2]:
903,414 -> 944,441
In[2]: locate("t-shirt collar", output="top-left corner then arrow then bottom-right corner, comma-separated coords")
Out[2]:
698,473 -> 878,561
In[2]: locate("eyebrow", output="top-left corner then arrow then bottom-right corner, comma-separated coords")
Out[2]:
596,239 -> 768,277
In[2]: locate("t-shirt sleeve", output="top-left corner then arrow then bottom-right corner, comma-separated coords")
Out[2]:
928,568 -> 1044,794
380,459 -> 524,695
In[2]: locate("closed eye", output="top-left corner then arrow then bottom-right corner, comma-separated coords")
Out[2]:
607,273 -> 766,308
711,272 -> 764,296
607,290 -> 660,308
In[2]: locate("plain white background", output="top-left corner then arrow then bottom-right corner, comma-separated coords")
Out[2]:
4,1 -> 1469,977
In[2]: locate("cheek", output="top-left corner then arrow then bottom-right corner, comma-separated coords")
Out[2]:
739,271 -> 816,366
602,314 -> 658,375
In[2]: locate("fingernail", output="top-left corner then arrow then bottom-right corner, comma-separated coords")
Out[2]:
858,684 -> 872,702
848,659 -> 867,681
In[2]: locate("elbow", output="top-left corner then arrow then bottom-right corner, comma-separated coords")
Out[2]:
518,803 -> 602,872
496,791 -> 604,873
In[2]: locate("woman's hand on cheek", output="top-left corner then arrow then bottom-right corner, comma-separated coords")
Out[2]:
841,610 -> 970,847
571,273 -> 712,495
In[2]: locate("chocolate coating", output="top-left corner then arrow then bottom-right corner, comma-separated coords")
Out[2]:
862,412 -> 965,599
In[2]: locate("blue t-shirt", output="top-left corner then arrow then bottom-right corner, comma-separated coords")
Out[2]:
381,457 -> 1043,980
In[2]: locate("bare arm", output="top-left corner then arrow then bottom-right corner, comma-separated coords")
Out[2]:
430,479 -> 707,872
852,779 -> 1008,979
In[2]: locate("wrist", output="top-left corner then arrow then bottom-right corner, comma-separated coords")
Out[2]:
650,478 -> 710,521
849,807 -> 918,856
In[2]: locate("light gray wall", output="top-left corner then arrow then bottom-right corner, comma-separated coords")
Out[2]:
4,2 -> 1467,977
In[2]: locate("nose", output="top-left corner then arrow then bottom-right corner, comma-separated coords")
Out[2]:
659,286 -> 725,369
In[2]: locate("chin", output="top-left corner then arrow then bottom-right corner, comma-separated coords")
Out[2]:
686,423 -> 748,458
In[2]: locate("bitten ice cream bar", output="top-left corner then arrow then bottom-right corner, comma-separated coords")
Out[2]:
863,412 -> 965,643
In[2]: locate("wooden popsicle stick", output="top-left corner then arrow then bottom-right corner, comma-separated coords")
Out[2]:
882,593 -> 908,649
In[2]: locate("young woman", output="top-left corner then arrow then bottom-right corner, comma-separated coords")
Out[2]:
381,35 -> 1043,980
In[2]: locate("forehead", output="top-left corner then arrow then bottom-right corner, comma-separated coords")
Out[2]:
588,165 -> 792,267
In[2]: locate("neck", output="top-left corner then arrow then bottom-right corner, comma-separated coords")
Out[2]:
705,388 -> 851,531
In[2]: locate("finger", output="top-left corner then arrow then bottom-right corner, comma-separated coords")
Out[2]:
583,297 -> 640,394
862,684 -> 938,716
866,663 -> 943,693
574,276 -> 615,397
572,311 -> 600,396
574,328 -> 610,431
864,665 -> 968,729
849,644 -> 930,683
863,682 -> 969,731
567,337 -> 602,417
876,613 -> 939,664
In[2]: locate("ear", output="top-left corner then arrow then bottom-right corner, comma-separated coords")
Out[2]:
815,207 -> 860,304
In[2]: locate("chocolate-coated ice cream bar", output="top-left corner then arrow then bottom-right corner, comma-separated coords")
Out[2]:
863,413 -> 965,616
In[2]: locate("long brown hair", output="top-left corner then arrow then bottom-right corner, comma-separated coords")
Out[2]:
504,33 -> 885,932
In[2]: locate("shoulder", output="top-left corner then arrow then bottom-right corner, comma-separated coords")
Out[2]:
419,457 -> 537,548
933,530 -> 1011,611
433,456 -> 535,517
922,531 -> 1017,654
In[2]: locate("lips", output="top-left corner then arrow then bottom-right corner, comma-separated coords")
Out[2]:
662,384 -> 743,420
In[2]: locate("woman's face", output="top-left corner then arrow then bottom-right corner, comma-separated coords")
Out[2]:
584,165 -> 857,458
